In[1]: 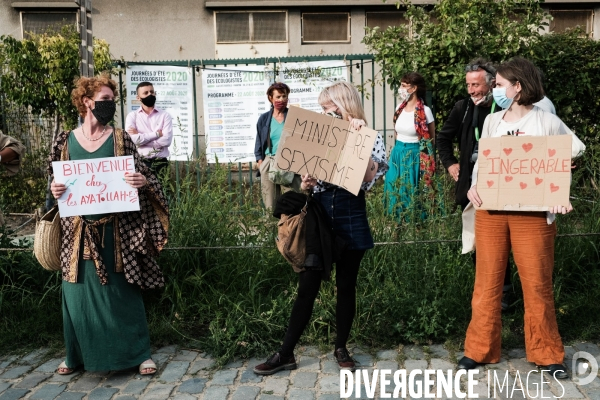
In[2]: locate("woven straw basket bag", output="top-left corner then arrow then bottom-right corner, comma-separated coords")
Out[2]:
34,206 -> 62,271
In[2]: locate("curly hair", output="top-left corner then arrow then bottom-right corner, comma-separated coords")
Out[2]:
71,73 -> 118,118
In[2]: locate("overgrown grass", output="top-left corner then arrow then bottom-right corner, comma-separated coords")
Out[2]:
1,155 -> 599,363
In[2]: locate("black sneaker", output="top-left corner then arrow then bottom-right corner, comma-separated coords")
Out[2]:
537,364 -> 568,380
334,348 -> 356,371
253,352 -> 297,375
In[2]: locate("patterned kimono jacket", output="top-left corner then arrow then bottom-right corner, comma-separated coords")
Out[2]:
48,129 -> 169,289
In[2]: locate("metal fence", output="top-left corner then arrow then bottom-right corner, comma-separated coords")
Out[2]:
114,54 -> 435,205
0,54 -> 435,209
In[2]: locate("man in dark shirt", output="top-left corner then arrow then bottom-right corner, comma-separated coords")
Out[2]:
437,58 -> 513,311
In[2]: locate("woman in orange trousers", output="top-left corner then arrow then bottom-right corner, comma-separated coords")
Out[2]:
458,57 -> 585,379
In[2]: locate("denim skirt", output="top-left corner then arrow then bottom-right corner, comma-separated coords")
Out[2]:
313,187 -> 374,251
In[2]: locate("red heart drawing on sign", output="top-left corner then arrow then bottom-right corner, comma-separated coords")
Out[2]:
505,176 -> 513,182
520,182 -> 527,189
503,148 -> 512,156
535,177 -> 543,186
522,143 -> 533,153
483,149 -> 491,157
548,149 -> 556,157
487,180 -> 494,188
550,183 -> 559,193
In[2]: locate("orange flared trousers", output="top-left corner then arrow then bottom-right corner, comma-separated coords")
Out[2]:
464,210 -> 564,366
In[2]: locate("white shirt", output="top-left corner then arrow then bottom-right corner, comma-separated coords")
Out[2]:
533,96 -> 556,115
394,106 -> 434,143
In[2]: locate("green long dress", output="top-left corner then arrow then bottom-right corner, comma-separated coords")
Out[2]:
62,133 -> 151,371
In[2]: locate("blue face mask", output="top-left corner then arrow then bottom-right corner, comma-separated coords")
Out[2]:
492,85 -> 515,109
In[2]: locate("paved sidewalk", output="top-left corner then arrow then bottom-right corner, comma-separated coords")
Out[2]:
0,342 -> 598,399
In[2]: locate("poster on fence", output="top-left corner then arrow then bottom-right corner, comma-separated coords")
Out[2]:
126,65 -> 194,161
280,60 -> 348,113
475,135 -> 572,211
202,66 -> 271,164
274,106 -> 377,196
52,156 -> 140,217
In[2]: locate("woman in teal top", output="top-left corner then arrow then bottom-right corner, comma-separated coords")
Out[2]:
254,82 -> 290,210
50,75 -> 169,375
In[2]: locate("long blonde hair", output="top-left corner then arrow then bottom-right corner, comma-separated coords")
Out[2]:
318,81 -> 367,124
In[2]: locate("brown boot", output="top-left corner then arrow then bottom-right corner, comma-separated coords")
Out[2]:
334,348 -> 356,371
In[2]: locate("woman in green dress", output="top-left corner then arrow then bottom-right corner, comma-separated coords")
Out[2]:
49,74 -> 169,375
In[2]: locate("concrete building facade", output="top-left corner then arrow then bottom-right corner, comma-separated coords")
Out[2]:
1,0 -> 598,62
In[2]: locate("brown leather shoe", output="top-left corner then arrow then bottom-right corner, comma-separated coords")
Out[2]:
334,348 -> 356,371
253,352 -> 297,375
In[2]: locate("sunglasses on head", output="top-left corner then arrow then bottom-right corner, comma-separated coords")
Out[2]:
465,64 -> 494,76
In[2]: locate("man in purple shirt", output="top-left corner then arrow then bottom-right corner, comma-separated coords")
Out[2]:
126,82 -> 173,178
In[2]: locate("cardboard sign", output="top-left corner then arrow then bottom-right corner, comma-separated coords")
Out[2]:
274,106 -> 377,195
476,135 -> 572,211
52,156 -> 141,217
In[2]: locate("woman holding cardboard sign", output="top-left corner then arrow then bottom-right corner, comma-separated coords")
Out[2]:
49,74 -> 169,376
383,72 -> 436,222
458,57 -> 585,378
254,82 -> 292,210
254,81 -> 388,375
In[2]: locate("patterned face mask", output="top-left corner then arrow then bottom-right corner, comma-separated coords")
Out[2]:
325,111 -> 343,119
90,100 -> 116,126
398,87 -> 411,103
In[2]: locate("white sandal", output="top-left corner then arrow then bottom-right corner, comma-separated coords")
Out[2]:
56,361 -> 75,375
139,359 -> 157,375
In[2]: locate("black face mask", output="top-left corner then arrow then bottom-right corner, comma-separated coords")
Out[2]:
140,94 -> 156,107
90,100 -> 116,126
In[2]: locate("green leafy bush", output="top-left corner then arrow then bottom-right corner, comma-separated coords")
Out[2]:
0,27 -> 115,212
362,0 -> 600,146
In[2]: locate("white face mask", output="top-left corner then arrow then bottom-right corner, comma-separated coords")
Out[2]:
398,88 -> 411,103
471,91 -> 493,106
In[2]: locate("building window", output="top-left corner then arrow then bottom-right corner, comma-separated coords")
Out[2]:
21,12 -> 77,38
366,12 -> 408,30
550,10 -> 593,35
215,11 -> 287,43
302,13 -> 350,43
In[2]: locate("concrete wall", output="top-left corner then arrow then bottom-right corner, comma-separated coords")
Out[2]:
3,1 -> 598,60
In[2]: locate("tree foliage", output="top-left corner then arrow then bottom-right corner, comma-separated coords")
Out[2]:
531,31 -> 600,144
363,0 -> 549,122
0,25 -> 113,128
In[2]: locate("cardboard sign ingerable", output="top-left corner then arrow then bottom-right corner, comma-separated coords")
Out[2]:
476,135 -> 572,211
274,106 -> 378,196
52,155 -> 141,217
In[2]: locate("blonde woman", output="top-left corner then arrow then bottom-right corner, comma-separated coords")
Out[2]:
254,81 -> 388,375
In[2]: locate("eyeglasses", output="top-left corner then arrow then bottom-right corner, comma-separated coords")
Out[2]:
465,64 -> 494,76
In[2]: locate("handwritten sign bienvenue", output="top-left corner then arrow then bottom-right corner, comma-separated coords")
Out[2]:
274,107 -> 378,196
476,135 -> 572,211
52,156 -> 141,217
